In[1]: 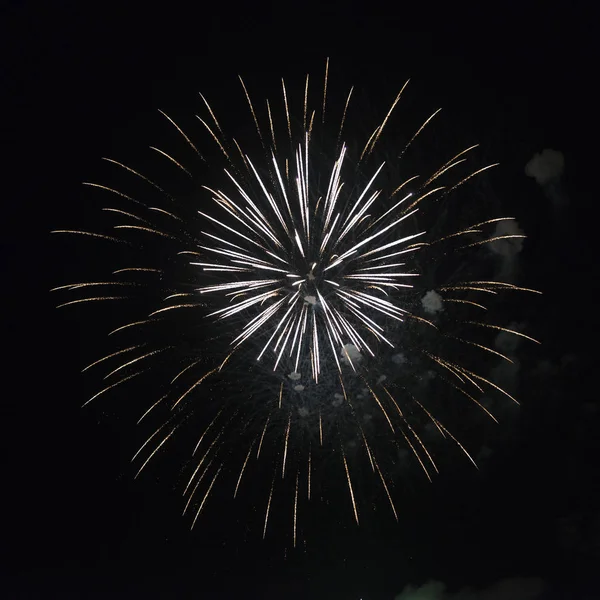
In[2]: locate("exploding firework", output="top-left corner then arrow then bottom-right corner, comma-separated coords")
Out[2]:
53,60 -> 539,543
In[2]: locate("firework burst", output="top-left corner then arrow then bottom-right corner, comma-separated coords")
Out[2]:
53,60 -> 539,544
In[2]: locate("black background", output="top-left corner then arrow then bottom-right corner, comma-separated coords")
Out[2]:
2,2 -> 599,599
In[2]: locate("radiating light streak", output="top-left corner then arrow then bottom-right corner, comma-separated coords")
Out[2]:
465,321 -> 540,344
373,457 -> 398,522
293,470 -> 299,547
81,345 -> 143,372
342,451 -> 359,525
263,476 -> 275,539
234,440 -> 255,498
134,423 -> 179,478
191,465 -> 222,530
82,371 -> 142,407
282,414 -> 291,479
257,415 -> 270,459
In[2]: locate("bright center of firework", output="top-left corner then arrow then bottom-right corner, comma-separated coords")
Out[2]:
196,134 -> 424,380
301,263 -> 321,306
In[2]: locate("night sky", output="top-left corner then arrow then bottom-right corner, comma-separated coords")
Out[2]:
3,4 -> 599,599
